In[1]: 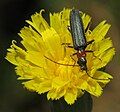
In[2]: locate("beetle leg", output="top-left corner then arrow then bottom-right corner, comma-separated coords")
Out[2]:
61,43 -> 73,48
67,45 -> 73,48
87,40 -> 94,45
70,53 -> 77,67
85,50 -> 93,53
61,43 -> 70,45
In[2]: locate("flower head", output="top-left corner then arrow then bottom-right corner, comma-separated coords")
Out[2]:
6,8 -> 115,104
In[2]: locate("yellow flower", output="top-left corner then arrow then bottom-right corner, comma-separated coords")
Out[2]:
6,8 -> 115,105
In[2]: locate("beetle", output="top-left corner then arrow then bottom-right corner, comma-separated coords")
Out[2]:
69,9 -> 94,71
44,9 -> 108,80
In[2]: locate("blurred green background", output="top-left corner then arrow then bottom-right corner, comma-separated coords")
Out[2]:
0,0 -> 120,112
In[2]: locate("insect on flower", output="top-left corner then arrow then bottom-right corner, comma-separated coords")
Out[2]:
6,8 -> 115,104
45,9 -> 109,80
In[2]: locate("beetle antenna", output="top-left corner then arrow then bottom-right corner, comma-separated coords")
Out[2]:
44,55 -> 79,67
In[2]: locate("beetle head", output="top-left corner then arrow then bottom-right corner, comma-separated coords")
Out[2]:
77,57 -> 87,71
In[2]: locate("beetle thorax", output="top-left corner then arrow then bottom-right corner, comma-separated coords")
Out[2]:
76,50 -> 86,59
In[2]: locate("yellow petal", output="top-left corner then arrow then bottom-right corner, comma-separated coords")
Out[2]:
6,41 -> 26,65
50,9 -> 72,44
92,20 -> 111,42
26,10 -> 49,34
82,13 -> 91,30
26,51 -> 46,67
64,88 -> 77,105
47,88 -> 66,100
93,48 -> 115,69
94,37 -> 113,56
93,71 -> 113,85
37,80 -> 52,94
86,79 -> 103,96
19,27 -> 45,52
23,80 -> 37,91
52,77 -> 69,89
16,64 -> 48,79
41,28 -> 64,59
47,89 -> 58,100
